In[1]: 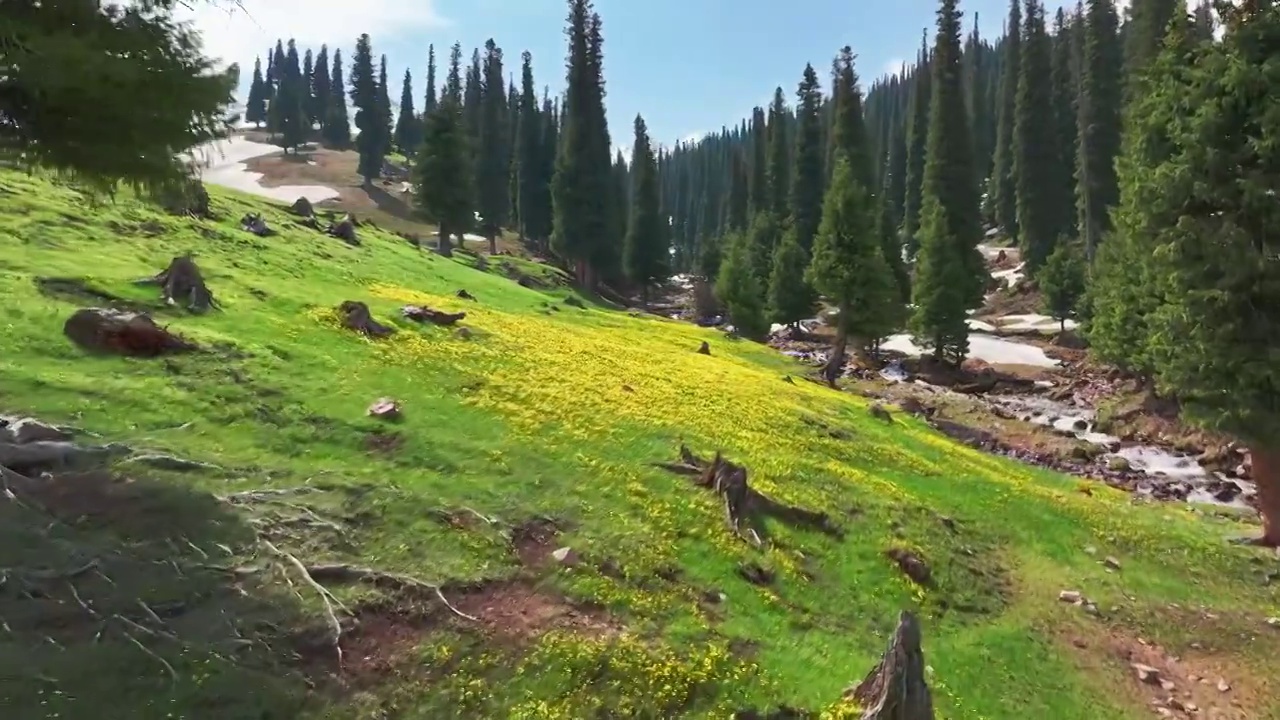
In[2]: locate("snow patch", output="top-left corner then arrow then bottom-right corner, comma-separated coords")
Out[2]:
881,332 -> 1060,368
991,262 -> 1026,288
995,313 -> 1078,333
188,137 -> 338,204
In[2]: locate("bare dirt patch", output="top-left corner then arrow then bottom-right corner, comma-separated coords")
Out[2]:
1062,623 -> 1278,719
453,581 -> 622,641
362,429 -> 404,456
510,517 -> 561,568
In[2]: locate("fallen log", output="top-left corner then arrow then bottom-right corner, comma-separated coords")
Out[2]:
401,305 -> 466,326
337,301 -> 395,338
845,611 -> 935,720
64,308 -> 197,357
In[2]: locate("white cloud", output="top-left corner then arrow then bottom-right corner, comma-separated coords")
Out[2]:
881,58 -> 906,79
177,0 -> 449,74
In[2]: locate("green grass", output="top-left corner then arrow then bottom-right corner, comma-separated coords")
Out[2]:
1,170 -> 1278,719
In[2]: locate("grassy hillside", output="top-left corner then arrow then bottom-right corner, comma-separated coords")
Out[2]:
1,170 -> 1277,719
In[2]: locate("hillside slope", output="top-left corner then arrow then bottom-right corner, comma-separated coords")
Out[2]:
1,171 -> 1277,719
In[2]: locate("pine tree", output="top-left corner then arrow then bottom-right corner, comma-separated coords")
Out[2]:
1051,7 -> 1079,237
877,169 -> 912,305
464,49 -> 483,155
1190,0 -> 1215,43
477,40 -> 510,255
1076,0 -> 1122,259
1123,0 -> 1179,93
415,94 -> 473,258
302,49 -> 315,127
424,44 -> 438,116
901,34 -> 931,257
909,0 -> 987,365
766,88 -> 790,219
377,55 -> 393,158
312,45 -> 330,132
789,64 -> 825,253
767,228 -> 815,327
1038,240 -> 1085,331
514,51 -> 540,242
266,42 -> 287,135
349,34 -> 382,182
624,114 -> 667,304
322,49 -> 350,148
1090,6 -> 1280,544
748,107 -> 769,217
1014,0 -> 1061,272
715,231 -> 769,340
271,40 -> 308,152
964,13 -> 992,187
445,43 -> 463,104
991,0 -> 1022,242
722,149 -> 749,233
394,69 -> 419,156
746,210 -> 781,287
246,57 -> 267,127
533,94 -> 559,246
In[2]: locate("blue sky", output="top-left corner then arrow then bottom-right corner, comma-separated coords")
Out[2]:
186,0 -> 1091,152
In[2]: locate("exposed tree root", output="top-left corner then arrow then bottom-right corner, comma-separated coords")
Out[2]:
401,305 -> 466,326
263,540 -> 346,667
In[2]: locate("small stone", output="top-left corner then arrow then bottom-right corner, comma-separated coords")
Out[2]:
1072,638 -> 1088,649
1266,617 -> 1279,628
551,546 -> 578,566
1184,703 -> 1198,712
454,326 -> 473,340
1132,663 -> 1161,685
367,397 -> 401,420
1160,679 -> 1176,691
1217,678 -> 1230,693
1059,590 -> 1083,604
1189,641 -> 1203,650
1104,556 -> 1122,570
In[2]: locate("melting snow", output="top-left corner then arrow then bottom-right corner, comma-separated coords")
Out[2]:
991,262 -> 1026,288
881,332 -> 1060,368
188,137 -> 338,204
997,313 -> 1078,332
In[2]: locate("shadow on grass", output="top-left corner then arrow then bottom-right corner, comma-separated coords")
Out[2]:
0,469 -> 314,719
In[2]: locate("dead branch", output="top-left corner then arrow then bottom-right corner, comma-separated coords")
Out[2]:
263,540 -> 345,667
120,628 -> 178,684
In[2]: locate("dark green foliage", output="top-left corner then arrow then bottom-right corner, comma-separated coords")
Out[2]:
877,171 -> 912,305
766,88 -> 791,219
514,52 -> 544,242
423,45 -> 438,116
723,149 -> 749,233
1090,5 -> 1280,450
767,227 -> 815,327
322,49 -> 350,148
302,49 -> 315,126
909,0 -> 987,364
746,211 -> 782,286
1076,0 -> 1122,259
624,115 -> 668,303
270,40 -> 308,152
809,157 -> 899,351
394,69 -> 419,156
748,107 -> 769,216
991,0 -> 1022,242
349,34 -> 383,182
377,56 -> 394,157
311,45 -> 330,132
827,47 -> 872,190
902,34 -> 931,257
1039,240 -> 1085,330
716,231 -> 769,340
1051,8 -> 1079,235
1190,0 -> 1216,43
1014,0 -> 1062,271
789,64 -> 825,252
1123,0 -> 1179,94
414,97 -> 473,257
246,57 -> 268,127
477,40 -> 510,252
445,43 -> 464,105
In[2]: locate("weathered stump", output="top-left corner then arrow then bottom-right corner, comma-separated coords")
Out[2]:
64,308 -> 196,357
697,341 -> 711,355
401,305 -> 466,326
845,611 -> 935,720
327,216 -> 359,246
140,255 -> 217,313
289,196 -> 315,217
338,301 -> 394,338
456,289 -> 477,301
240,212 -> 274,236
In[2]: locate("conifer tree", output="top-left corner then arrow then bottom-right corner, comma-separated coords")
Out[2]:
766,88 -> 791,219
312,46 -> 330,131
767,228 -> 815,328
1039,240 -> 1085,331
991,0 -> 1022,242
514,51 -> 541,242
722,149 -> 749,233
1076,0 -> 1122,259
349,34 -> 382,182
415,93 -> 473,258
266,42 -> 286,135
789,64 -> 825,253
1123,0 -> 1179,93
394,69 -> 419,156
877,169 -> 912,305
1190,0 -> 1215,43
445,43 -> 464,104
464,49 -> 483,153
478,40 -> 510,255
1051,7 -> 1079,235
901,34 -> 931,257
302,49 -> 315,126
715,231 -> 769,340
748,107 -> 769,217
746,210 -> 781,287
271,40 -> 308,152
423,45 -> 439,116
1014,0 -> 1062,271
377,55 -> 393,157
246,56 -> 267,127
909,0 -> 987,364
322,49 -> 350,148
624,115 -> 667,305
534,94 -> 559,245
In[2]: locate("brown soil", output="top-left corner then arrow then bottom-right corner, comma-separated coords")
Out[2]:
334,609 -> 434,684
510,517 -> 561,567
1062,623 -> 1277,719
453,581 -> 622,641
362,429 -> 404,455
980,282 -> 1045,318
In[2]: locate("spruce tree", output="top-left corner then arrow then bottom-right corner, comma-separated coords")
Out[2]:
1090,5 -> 1280,544
377,55 -> 393,157
534,94 -> 559,246
423,45 -> 439,116
445,43 -> 464,104
272,40 -> 308,152
246,56 -> 267,127
302,49 -> 315,127
477,40 -> 510,255
322,49 -> 350,148
1076,0 -> 1122,259
909,0 -> 987,364
748,107 -> 769,217
1038,240 -> 1085,331
349,34 -> 382,182
394,69 -> 419,156
991,0 -> 1022,242
585,12 -> 619,283
624,114 -> 668,305
789,64 -> 825,253
266,42 -> 287,136
415,93 -> 473,258
312,46 -> 330,132
464,49 -> 483,153
1123,0 -> 1179,93
1014,0 -> 1061,272
1190,0 -> 1215,43
514,51 -> 541,242
877,169 -> 912,305
1051,7 -> 1079,236
722,149 -> 749,233
766,88 -> 791,219
767,228 -> 815,327
746,210 -> 781,287
901,35 -> 931,257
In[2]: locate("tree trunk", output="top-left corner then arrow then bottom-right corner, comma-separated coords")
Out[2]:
437,224 -> 453,257
823,325 -> 849,388
488,228 -> 497,256
641,285 -> 649,309
1251,447 -> 1280,547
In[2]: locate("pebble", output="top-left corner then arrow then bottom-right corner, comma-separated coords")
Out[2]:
1059,590 -> 1082,603
1104,556 -> 1122,571
551,546 -> 578,565
1266,617 -> 1279,628
1132,663 -> 1161,684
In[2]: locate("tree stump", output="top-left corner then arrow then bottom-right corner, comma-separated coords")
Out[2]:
140,255 -> 217,313
456,289 -> 477,301
697,341 -> 711,355
401,305 -> 466,326
327,216 -> 359,246
240,212 -> 274,236
338,301 -> 395,338
845,611 -> 935,720
289,196 -> 315,217
63,308 -> 196,357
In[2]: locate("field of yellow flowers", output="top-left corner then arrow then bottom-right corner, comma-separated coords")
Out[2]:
1,171 -> 1277,719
